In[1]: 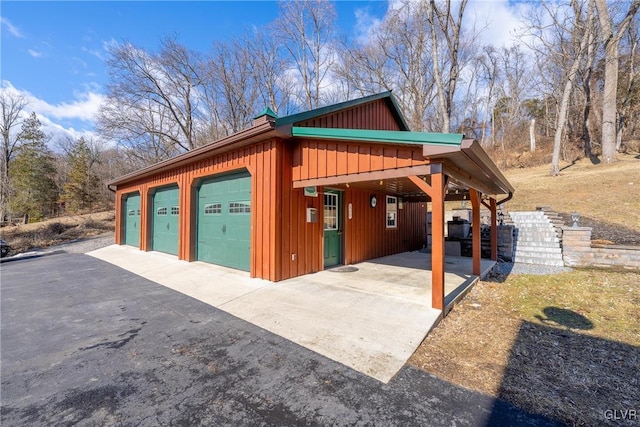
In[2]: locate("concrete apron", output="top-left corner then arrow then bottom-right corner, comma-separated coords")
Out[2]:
88,246 -> 494,383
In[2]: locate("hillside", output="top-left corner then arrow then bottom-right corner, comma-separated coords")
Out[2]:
503,153 -> 640,245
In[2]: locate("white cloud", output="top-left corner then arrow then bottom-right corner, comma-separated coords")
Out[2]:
28,49 -> 42,58
0,81 -> 104,146
353,7 -> 382,45
466,0 -> 531,48
1,17 -> 23,38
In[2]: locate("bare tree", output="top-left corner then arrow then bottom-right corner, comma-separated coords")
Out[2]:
521,0 -> 595,175
97,37 -> 204,164
201,40 -> 259,136
477,46 -> 500,146
243,31 -> 294,115
273,0 -> 338,110
580,12 -> 598,160
335,0 -> 437,130
615,14 -> 639,151
594,0 -> 640,163
0,90 -> 28,222
427,0 -> 469,133
551,1 -> 594,175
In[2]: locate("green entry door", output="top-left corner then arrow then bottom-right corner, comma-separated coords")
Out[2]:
152,185 -> 179,255
124,193 -> 140,247
196,171 -> 251,271
323,190 -> 342,267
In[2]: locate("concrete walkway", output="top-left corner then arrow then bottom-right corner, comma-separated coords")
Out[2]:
88,245 -> 494,383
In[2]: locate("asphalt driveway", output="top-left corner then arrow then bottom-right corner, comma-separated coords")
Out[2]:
1,253 -> 563,426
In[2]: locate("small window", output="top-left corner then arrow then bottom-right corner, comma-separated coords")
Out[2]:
323,193 -> 338,231
171,206 -> 179,215
157,207 -> 167,216
204,203 -> 222,215
386,196 -> 397,228
229,201 -> 251,214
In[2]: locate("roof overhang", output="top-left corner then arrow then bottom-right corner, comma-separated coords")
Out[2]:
291,127 -> 463,146
426,139 -> 515,197
108,121 -> 289,187
291,127 -> 514,199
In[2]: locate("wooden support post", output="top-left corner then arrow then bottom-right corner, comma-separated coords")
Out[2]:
409,172 -> 446,311
490,198 -> 498,261
470,188 -> 481,276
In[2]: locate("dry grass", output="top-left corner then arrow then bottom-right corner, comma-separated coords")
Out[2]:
504,152 -> 640,231
0,211 -> 115,254
410,269 -> 640,426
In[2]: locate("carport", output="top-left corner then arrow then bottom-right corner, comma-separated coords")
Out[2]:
290,128 -> 514,311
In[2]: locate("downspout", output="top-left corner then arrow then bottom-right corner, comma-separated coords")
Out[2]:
496,191 -> 513,207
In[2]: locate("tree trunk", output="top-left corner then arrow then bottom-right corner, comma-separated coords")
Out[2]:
428,2 -> 449,133
594,0 -> 640,163
529,119 -> 536,152
582,27 -> 595,160
551,78 -> 574,176
600,40 -> 620,163
551,1 -> 593,176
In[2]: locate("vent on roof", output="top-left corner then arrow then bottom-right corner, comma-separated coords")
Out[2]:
253,107 -> 278,126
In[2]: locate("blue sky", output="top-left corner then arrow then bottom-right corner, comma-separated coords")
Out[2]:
1,0 -> 522,143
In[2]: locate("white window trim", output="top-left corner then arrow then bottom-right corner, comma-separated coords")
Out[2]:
386,195 -> 397,228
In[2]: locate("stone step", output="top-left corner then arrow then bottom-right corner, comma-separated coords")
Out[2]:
514,222 -> 557,227
514,252 -> 564,261
511,212 -> 547,217
514,255 -> 565,267
516,233 -> 560,243
514,245 -> 562,254
515,230 -> 558,236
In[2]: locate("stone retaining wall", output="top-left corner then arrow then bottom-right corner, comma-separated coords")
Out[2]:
498,225 -> 514,262
562,227 -> 640,270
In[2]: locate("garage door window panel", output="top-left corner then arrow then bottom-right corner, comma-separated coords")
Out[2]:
229,201 -> 251,214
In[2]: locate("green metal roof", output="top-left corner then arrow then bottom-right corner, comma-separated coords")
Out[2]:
291,127 -> 464,146
276,91 -> 410,131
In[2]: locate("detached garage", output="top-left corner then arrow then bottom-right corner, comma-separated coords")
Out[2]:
109,91 -> 513,312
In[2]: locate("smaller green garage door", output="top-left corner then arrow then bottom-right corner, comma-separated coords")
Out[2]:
152,185 -> 179,255
124,193 -> 140,247
197,171 -> 251,271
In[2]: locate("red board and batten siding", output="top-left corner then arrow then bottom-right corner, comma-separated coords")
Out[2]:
292,140 -> 428,181
343,190 -> 427,265
286,139 -> 429,274
114,139 -> 283,281
295,99 -> 402,131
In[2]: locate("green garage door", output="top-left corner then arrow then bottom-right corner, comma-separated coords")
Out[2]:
197,171 -> 251,271
152,185 -> 179,255
124,193 -> 140,247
